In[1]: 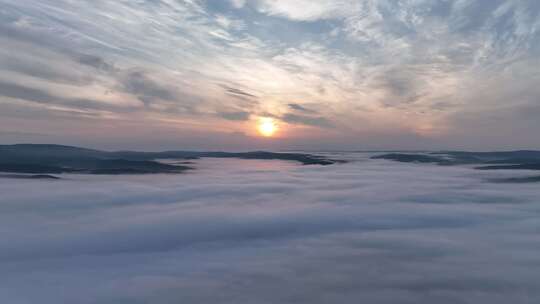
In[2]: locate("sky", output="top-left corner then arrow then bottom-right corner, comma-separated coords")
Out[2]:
2,155 -> 540,303
0,0 -> 539,151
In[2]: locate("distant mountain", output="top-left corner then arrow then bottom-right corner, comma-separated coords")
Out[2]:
0,144 -> 339,175
372,151 -> 540,170
371,153 -> 448,164
476,164 -> 540,170
0,174 -> 60,180
488,175 -> 540,184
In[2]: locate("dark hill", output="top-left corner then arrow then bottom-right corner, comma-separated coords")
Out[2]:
0,144 -> 339,175
372,151 -> 540,170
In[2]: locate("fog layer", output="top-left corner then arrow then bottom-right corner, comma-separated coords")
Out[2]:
1,155 -> 540,303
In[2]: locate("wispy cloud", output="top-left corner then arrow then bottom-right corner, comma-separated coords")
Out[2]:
0,0 -> 539,149
253,0 -> 358,21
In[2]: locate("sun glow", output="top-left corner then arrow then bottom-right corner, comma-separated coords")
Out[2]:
257,118 -> 278,137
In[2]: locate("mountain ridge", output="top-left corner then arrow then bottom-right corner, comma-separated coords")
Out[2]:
0,144 -> 339,175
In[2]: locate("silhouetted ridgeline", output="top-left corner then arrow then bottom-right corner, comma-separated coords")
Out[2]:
488,176 -> 540,184
0,144 -> 339,175
371,153 -> 448,164
0,174 -> 60,180
373,151 -> 540,171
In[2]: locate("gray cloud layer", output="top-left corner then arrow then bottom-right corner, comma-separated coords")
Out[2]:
1,155 -> 540,303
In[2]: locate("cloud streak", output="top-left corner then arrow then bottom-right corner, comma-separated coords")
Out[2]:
0,0 -> 539,149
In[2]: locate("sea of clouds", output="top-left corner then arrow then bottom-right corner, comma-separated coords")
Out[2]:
1,154 -> 540,303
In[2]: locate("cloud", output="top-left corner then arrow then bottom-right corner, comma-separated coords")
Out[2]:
0,80 -> 130,112
229,0 -> 247,9
121,71 -> 176,105
1,155 -> 540,303
217,111 -> 251,121
288,103 -> 317,114
254,0 -> 357,21
282,113 -> 333,128
220,84 -> 258,98
1,0 -> 540,149
76,54 -> 115,72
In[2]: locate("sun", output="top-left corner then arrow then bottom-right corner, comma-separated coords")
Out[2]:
257,118 -> 278,137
